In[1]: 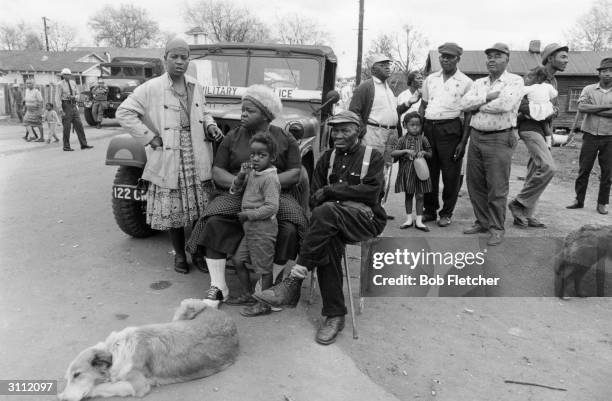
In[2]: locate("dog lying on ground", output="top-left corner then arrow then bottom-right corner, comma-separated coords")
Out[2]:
555,224 -> 612,298
58,299 -> 238,401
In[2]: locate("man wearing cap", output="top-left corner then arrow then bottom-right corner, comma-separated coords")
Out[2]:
55,68 -> 93,151
459,43 -> 524,246
566,57 -> 612,215
253,110 -> 386,345
417,42 -> 473,227
91,78 -> 108,129
509,43 -> 569,228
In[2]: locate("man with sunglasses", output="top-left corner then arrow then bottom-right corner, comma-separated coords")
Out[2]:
417,42 -> 473,227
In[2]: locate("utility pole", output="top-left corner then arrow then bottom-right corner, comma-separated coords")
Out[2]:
355,0 -> 364,85
42,17 -> 49,51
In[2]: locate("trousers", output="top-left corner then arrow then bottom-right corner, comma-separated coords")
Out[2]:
61,102 -> 88,149
574,132 -> 612,205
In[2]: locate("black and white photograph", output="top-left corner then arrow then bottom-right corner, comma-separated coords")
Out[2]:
1,0 -> 611,400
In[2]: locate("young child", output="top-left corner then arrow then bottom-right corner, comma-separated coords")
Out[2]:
391,112 -> 433,232
228,132 -> 281,316
43,103 -> 60,143
523,66 -> 558,145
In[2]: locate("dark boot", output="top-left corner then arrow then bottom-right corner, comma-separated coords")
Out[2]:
315,316 -> 345,345
253,275 -> 303,307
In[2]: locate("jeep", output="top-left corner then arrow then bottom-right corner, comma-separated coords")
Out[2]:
106,43 -> 339,238
80,57 -> 164,126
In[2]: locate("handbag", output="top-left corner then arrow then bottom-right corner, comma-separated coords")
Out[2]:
413,135 -> 430,181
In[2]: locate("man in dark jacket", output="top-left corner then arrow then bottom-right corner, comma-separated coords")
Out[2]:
253,110 -> 386,345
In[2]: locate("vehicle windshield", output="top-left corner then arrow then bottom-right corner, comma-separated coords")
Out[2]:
188,55 -> 321,91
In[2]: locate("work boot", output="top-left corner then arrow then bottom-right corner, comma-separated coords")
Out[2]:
315,316 -> 345,345
253,275 -> 303,308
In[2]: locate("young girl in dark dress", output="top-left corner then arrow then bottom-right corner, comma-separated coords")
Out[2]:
391,112 -> 432,231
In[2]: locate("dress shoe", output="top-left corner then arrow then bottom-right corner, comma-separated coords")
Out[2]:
513,217 -> 528,229
81,145 -> 93,150
415,224 -> 430,232
487,232 -> 504,246
422,214 -> 437,223
566,200 -> 583,209
205,285 -> 228,302
174,255 -> 189,274
63,147 -> 74,151
526,217 -> 547,228
253,275 -> 303,308
463,224 -> 487,234
240,301 -> 271,317
597,204 -> 609,215
316,316 -> 345,345
508,199 -> 527,225
226,293 -> 257,306
437,216 -> 452,227
191,253 -> 208,273
399,222 -> 413,229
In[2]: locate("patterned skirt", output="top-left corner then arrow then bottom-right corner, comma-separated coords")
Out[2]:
23,105 -> 42,127
146,130 -> 213,230
395,159 -> 432,194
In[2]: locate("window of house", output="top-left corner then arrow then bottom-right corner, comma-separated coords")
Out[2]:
568,87 -> 582,112
21,74 -> 34,83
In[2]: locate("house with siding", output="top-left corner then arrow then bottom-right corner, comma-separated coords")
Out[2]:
424,41 -> 612,129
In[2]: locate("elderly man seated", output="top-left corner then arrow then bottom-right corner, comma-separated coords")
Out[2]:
253,110 -> 387,345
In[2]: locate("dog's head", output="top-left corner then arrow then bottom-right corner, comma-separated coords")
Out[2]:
58,345 -> 112,401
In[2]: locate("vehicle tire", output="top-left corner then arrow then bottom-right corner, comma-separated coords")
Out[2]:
112,166 -> 156,238
84,107 -> 96,126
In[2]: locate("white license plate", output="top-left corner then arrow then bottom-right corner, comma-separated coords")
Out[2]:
113,185 -> 146,201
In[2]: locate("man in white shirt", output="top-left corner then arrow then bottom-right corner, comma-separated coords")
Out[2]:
418,42 -> 473,227
459,43 -> 524,246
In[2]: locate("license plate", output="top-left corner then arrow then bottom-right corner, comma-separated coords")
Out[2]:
113,185 -> 146,201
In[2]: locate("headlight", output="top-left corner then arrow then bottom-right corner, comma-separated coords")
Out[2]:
286,121 -> 304,140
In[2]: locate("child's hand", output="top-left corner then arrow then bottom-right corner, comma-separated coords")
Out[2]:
237,212 -> 249,223
237,162 -> 251,179
406,149 -> 416,159
416,151 -> 425,158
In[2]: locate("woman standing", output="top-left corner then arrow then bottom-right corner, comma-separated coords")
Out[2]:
23,79 -> 44,142
116,38 -> 224,273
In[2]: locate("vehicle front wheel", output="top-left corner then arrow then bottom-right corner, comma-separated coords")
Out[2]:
84,107 -> 96,126
112,166 -> 156,238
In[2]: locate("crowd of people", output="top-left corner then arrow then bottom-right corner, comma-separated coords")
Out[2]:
108,37 -> 610,346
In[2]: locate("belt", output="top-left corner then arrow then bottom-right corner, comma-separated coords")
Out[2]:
474,127 -> 513,134
62,99 -> 76,103
367,122 -> 398,130
425,118 -> 459,125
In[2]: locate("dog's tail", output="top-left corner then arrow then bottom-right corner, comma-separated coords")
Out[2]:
172,299 -> 220,321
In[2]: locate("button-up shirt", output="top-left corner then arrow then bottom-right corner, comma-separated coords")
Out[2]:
369,76 -> 398,126
579,83 -> 612,136
422,69 -> 473,120
55,79 -> 80,108
460,70 -> 524,131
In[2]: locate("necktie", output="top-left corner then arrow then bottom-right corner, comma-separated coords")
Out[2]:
67,80 -> 73,96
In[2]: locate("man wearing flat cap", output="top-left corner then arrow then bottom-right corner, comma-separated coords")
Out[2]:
459,43 -> 524,246
254,110 -> 386,345
566,57 -> 612,215
117,37 -> 224,273
508,43 -> 569,228
350,54 -> 405,211
415,42 -> 473,228
55,68 -> 92,151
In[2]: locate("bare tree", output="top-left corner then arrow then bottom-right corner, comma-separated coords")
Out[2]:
566,0 -> 612,51
275,14 -> 329,45
364,25 -> 428,75
89,4 -> 160,48
48,21 -> 78,51
0,22 -> 41,50
24,31 -> 44,50
184,0 -> 271,42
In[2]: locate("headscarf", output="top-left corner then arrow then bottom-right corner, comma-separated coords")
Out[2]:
242,85 -> 282,121
165,37 -> 190,57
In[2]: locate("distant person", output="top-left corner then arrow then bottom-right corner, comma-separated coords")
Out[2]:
417,42 -> 473,227
391,112 -> 432,231
509,44 -> 569,228
55,68 -> 93,151
43,103 -> 60,143
229,133 -> 281,317
91,78 -> 108,129
566,57 -> 612,215
459,43 -> 524,246
397,70 -> 423,135
11,84 -> 24,123
23,79 -> 44,142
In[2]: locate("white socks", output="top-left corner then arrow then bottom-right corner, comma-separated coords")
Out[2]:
206,258 -> 229,298
290,264 -> 308,279
403,215 -> 413,226
415,215 -> 425,228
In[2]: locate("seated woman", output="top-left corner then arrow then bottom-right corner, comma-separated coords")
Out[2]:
187,85 -> 307,308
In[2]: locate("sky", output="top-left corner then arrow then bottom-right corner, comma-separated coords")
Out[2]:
3,0 -> 597,77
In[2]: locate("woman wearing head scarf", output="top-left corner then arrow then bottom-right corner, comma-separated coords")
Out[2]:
187,85 -> 307,306
23,79 -> 45,141
116,37 -> 224,273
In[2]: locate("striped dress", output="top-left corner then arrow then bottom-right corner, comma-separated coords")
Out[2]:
394,134 -> 432,194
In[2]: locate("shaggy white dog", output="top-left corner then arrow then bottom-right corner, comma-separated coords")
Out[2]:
58,299 -> 238,401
